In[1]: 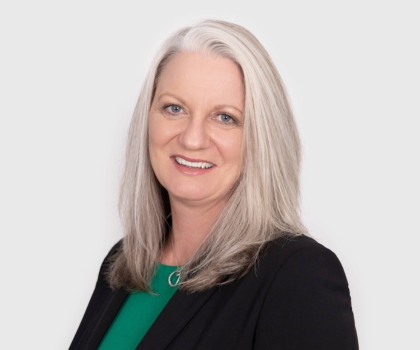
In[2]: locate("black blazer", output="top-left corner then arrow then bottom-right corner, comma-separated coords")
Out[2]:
70,235 -> 358,349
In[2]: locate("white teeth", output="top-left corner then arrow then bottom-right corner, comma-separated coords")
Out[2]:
175,157 -> 214,169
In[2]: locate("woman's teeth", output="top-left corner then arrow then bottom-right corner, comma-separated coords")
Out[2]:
175,157 -> 214,169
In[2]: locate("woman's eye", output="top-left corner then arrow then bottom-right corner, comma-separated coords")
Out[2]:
217,114 -> 235,124
164,105 -> 183,114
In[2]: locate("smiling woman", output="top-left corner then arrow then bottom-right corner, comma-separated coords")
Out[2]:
70,20 -> 358,350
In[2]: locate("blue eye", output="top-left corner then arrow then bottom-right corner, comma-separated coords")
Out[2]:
165,105 -> 182,114
218,114 -> 234,124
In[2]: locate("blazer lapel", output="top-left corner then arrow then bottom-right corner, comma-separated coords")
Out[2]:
79,288 -> 128,349
136,287 -> 217,350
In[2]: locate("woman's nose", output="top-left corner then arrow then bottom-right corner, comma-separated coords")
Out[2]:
178,117 -> 211,150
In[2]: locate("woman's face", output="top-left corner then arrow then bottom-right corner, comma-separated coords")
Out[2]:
148,52 -> 244,209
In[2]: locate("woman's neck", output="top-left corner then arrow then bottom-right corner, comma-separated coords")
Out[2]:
160,199 -> 225,266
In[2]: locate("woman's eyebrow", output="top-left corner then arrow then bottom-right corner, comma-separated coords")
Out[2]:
157,93 -> 186,105
213,104 -> 244,115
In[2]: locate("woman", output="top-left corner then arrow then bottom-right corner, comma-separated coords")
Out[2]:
70,20 -> 358,349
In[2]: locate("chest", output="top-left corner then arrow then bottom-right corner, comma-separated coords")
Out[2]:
137,272 -> 271,350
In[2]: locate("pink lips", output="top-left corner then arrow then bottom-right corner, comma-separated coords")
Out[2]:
171,155 -> 215,176
172,155 -> 214,163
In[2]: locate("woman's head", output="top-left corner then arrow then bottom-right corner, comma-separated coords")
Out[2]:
114,20 -> 305,292
126,19 -> 301,216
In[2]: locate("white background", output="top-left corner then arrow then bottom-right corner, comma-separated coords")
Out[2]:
1,1 -> 419,349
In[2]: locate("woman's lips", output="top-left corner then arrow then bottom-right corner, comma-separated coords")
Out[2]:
171,156 -> 215,175
174,156 -> 214,169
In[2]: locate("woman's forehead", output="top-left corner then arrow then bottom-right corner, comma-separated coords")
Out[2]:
154,52 -> 244,110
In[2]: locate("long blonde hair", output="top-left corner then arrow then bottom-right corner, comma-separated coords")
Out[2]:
108,19 -> 306,292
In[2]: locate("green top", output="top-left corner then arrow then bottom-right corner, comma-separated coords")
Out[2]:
98,264 -> 179,350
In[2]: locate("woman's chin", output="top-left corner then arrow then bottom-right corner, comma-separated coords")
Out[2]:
168,187 -> 223,207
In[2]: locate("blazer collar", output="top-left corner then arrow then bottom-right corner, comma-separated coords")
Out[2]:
78,284 -> 216,350
137,286 -> 217,350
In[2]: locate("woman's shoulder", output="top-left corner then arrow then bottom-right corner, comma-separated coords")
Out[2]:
262,234 -> 342,270
94,239 -> 123,285
268,233 -> 332,255
102,239 -> 123,263
259,234 -> 349,292
253,234 -> 358,349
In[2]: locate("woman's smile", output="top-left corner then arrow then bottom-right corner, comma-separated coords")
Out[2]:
170,155 -> 216,177
173,156 -> 214,170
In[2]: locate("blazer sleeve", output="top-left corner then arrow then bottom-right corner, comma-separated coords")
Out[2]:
254,244 -> 358,350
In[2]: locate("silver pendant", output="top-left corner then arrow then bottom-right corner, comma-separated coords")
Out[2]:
168,269 -> 182,287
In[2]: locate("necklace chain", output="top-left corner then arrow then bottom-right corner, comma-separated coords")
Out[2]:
168,234 -> 182,287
